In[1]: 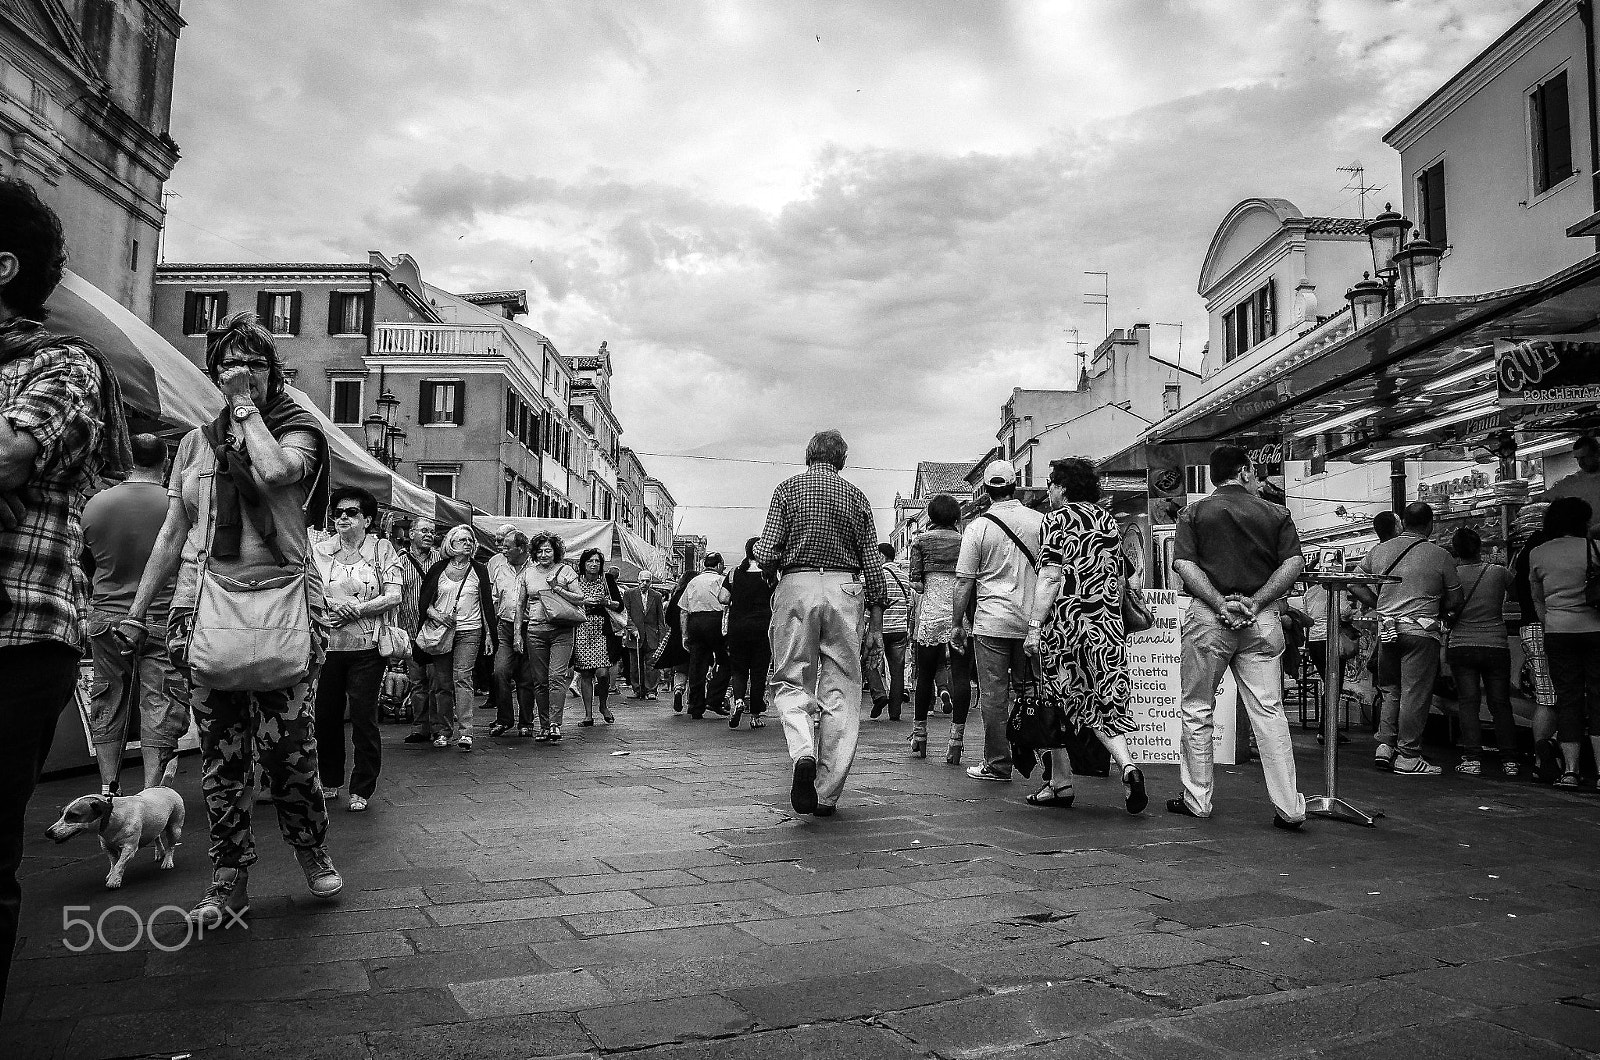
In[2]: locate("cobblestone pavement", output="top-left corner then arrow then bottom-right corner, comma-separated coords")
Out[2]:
5,692 -> 1600,1060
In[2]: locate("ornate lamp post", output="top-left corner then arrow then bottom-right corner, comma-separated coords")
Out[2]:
363,389 -> 406,469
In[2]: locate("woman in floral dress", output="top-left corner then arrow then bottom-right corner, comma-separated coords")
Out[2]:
572,548 -> 622,725
1022,458 -> 1146,814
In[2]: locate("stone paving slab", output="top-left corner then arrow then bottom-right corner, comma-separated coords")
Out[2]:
5,690 -> 1600,1058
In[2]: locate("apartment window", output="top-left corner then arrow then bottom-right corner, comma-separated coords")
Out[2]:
328,291 -> 370,335
505,387 -> 518,435
1416,160 -> 1447,247
129,240 -> 139,271
1222,281 -> 1274,362
419,380 -> 465,425
257,290 -> 301,336
503,475 -> 515,516
420,470 -> 457,499
330,378 -> 363,425
183,291 -> 228,335
1531,71 -> 1573,196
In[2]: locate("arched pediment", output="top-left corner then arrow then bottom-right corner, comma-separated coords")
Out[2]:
1197,198 -> 1305,298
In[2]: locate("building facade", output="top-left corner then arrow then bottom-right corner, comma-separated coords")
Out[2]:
890,460 -> 972,556
1,0 -> 183,319
569,343 -> 621,522
644,477 -> 676,553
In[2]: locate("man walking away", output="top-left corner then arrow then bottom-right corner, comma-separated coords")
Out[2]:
624,570 -> 665,699
952,459 -> 1044,784
0,176 -> 132,1016
1353,502 -> 1461,776
756,429 -> 886,816
680,553 -> 731,718
1169,444 -> 1307,829
82,432 -> 188,793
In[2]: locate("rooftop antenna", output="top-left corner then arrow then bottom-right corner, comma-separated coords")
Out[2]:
1083,271 -> 1109,340
1066,327 -> 1088,387
1337,161 -> 1384,218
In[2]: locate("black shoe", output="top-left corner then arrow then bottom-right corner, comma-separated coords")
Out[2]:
673,691 -> 684,713
812,804 -> 836,817
1535,738 -> 1563,784
1166,798 -> 1202,818
403,732 -> 430,744
790,756 -> 818,814
487,723 -> 509,737
706,704 -> 730,717
1122,766 -> 1147,815
580,718 -> 595,727
1273,814 -> 1304,831
870,698 -> 888,719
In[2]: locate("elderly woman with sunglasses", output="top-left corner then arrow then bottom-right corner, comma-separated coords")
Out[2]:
122,312 -> 342,927
312,486 -> 403,813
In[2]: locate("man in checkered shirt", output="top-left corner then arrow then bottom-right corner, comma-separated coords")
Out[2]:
756,429 -> 886,817
0,177 -> 131,1016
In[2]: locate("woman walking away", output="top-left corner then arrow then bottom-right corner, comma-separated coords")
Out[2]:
1530,497 -> 1600,790
1022,458 -> 1145,814
573,549 -> 622,726
726,537 -> 777,728
1444,526 -> 1517,777
122,312 -> 342,925
652,565 -> 697,713
872,543 -> 914,721
417,525 -> 496,751
909,495 -> 973,761
515,532 -> 583,741
312,486 -> 402,811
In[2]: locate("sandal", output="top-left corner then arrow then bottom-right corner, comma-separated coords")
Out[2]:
1122,765 -> 1148,815
1555,771 -> 1581,790
1025,784 -> 1074,809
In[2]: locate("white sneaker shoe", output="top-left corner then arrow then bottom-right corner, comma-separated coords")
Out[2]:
431,734 -> 449,748
325,786 -> 341,803
347,796 -> 368,812
458,734 -> 473,752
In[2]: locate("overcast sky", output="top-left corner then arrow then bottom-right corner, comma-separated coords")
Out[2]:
164,0 -> 1528,558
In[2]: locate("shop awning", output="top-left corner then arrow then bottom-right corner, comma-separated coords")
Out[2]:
1148,253 -> 1600,459
473,516 -> 671,580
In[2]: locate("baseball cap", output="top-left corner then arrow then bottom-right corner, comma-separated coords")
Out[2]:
984,459 -> 1018,487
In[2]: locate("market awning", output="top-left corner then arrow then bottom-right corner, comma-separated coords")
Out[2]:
473,516 -> 671,580
1148,252 -> 1600,460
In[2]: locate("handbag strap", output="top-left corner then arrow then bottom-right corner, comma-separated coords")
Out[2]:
1380,538 -> 1425,579
982,512 -> 1037,569
1457,565 -> 1489,612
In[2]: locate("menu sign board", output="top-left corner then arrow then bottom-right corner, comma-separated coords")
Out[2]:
1497,333 -> 1600,405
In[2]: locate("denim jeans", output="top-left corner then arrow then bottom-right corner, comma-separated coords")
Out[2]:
1546,631 -> 1600,743
770,572 -> 866,808
1178,603 -> 1305,821
526,625 -> 575,729
1446,645 -> 1516,756
1376,634 -> 1441,758
973,635 -> 1030,776
493,620 -> 538,728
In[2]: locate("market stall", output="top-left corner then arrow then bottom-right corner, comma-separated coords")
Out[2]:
472,515 -> 671,582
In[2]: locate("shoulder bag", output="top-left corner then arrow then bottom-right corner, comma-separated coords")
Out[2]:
416,572 -> 459,656
1445,564 -> 1489,631
186,440 -> 314,691
1122,578 -> 1155,635
540,565 -> 586,628
368,538 -> 411,660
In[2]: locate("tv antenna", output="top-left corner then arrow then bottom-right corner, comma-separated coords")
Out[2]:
1083,271 -> 1109,340
1337,162 -> 1384,218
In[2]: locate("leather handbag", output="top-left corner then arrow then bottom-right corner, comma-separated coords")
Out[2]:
539,567 -> 586,628
1121,579 -> 1155,634
189,568 -> 314,691
1005,674 -> 1058,749
364,538 -> 410,660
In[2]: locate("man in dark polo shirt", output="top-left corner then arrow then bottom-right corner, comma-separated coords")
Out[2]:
1169,444 -> 1308,829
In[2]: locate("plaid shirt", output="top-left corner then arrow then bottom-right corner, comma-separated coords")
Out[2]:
756,463 -> 887,606
0,328 -> 107,650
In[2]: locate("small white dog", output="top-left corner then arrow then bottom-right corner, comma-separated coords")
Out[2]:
45,787 -> 184,889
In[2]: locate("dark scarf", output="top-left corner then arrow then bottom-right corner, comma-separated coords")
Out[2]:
0,317 -> 133,482
201,389 -> 327,566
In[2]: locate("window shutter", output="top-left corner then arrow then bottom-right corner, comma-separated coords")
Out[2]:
361,290 -> 375,336
328,292 -> 342,335
1548,74 -> 1572,186
256,290 -> 272,323
215,292 -> 229,324
183,291 -> 198,335
288,291 -> 302,335
418,381 -> 432,425
451,382 -> 466,425
1264,280 -> 1276,338
1424,163 -> 1447,246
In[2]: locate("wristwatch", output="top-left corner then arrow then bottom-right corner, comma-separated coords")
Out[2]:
232,405 -> 260,422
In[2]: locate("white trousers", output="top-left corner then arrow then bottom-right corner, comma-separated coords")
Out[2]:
769,571 -> 865,809
1178,602 -> 1306,822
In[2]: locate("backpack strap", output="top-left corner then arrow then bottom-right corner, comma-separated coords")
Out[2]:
982,512 -> 1038,569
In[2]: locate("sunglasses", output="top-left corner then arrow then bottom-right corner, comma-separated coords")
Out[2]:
219,359 -> 272,373
333,507 -> 365,519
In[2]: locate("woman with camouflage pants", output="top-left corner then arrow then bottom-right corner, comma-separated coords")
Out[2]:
121,313 -> 343,927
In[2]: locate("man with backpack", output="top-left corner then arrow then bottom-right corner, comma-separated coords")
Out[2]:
953,459 -> 1044,784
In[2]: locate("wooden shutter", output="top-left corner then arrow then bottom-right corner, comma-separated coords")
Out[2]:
1423,163 -> 1447,246
288,291 -> 302,335
361,290 -> 375,336
418,380 -> 433,424
183,291 -> 198,335
214,292 -> 228,327
256,290 -> 272,324
451,382 -> 466,425
328,292 -> 342,335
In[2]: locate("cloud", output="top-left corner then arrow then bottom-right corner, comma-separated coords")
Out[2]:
164,0 -> 1528,555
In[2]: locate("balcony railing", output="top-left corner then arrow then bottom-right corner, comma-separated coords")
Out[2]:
374,323 -> 503,357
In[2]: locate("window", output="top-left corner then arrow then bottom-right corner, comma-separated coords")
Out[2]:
330,379 -> 363,425
1222,281 -> 1275,362
503,475 -> 515,516
328,291 -> 370,335
419,380 -> 465,425
254,291 -> 300,336
420,471 -> 457,499
183,291 -> 228,335
1417,161 -> 1447,247
505,387 -> 519,435
129,240 -> 139,271
1531,71 -> 1573,196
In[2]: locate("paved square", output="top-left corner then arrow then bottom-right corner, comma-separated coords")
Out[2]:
5,695 -> 1599,1059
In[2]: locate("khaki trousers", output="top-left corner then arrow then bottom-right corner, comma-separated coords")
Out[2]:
769,572 -> 866,809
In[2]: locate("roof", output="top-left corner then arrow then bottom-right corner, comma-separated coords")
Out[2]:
914,461 -> 973,498
1306,217 -> 1367,236
570,356 -> 607,370
459,290 -> 529,315
157,263 -> 375,273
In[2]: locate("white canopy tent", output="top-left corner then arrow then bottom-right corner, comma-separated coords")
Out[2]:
473,516 -> 671,581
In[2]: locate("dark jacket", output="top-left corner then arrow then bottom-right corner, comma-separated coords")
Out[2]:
724,564 -> 776,640
415,559 -> 497,659
652,579 -> 693,669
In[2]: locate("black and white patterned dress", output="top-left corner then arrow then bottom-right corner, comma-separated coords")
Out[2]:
1038,501 -> 1135,738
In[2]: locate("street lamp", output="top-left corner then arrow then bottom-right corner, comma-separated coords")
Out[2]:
1344,272 -> 1389,330
363,389 -> 406,469
1392,232 -> 1444,303
1363,203 -> 1412,281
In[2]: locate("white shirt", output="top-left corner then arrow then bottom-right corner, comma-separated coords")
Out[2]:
956,499 -> 1045,639
679,570 -> 730,613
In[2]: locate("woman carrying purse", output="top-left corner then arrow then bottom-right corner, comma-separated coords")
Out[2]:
416,525 -> 496,751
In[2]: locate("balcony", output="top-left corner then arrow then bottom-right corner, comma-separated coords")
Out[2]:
374,323 -> 503,357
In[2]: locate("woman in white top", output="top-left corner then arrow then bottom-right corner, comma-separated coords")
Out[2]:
311,487 -> 402,811
416,525 -> 496,751
514,532 -> 584,741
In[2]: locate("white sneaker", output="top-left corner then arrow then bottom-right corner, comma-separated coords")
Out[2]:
325,786 -> 341,803
347,795 -> 368,812
431,734 -> 448,748
458,734 -> 473,752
